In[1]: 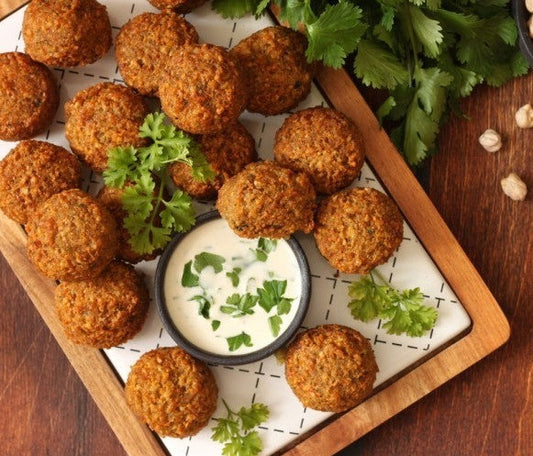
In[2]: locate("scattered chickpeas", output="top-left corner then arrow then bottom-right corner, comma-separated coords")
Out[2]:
515,103 -> 533,128
478,128 -> 502,152
501,173 -> 527,201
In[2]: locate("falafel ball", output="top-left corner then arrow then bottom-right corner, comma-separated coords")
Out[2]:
115,11 -> 199,97
169,121 -> 257,200
96,184 -> 162,264
216,160 -> 316,239
313,187 -> 404,274
54,260 -> 149,348
0,140 -> 81,225
26,188 -> 118,281
147,0 -> 207,14
159,44 -> 248,134
274,107 -> 365,194
22,0 -> 112,67
65,82 -> 150,172
230,26 -> 313,115
0,52 -> 59,141
285,324 -> 378,412
125,346 -> 218,438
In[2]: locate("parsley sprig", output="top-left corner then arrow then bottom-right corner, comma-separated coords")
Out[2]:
103,112 -> 215,254
211,400 -> 269,456
348,270 -> 438,337
212,0 -> 527,165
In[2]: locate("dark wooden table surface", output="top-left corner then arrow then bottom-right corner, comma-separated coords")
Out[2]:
1,3 -> 532,456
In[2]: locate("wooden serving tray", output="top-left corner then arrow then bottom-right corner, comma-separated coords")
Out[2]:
0,1 -> 509,455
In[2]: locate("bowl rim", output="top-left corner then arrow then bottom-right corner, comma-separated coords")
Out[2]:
154,209 -> 311,366
512,0 -> 533,67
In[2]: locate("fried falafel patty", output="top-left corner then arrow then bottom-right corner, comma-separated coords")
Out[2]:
54,260 -> 149,348
230,26 -> 313,115
274,107 -> 365,194
115,11 -> 199,97
313,187 -> 404,274
216,160 -> 316,239
125,346 -> 218,438
0,52 -> 59,141
148,0 -> 207,14
285,324 -> 378,412
65,82 -> 150,172
169,121 -> 257,200
0,140 -> 81,225
22,0 -> 112,67
96,185 -> 162,264
159,44 -> 247,134
26,188 -> 118,281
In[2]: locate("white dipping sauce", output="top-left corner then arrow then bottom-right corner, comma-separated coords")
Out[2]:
163,217 -> 302,355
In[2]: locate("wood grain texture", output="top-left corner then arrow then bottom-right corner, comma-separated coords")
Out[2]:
0,2 -> 530,456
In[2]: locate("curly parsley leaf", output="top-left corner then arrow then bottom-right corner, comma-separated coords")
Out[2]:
348,270 -> 437,337
212,400 -> 269,456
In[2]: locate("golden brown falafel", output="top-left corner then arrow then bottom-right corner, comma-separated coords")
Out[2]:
285,324 -> 378,412
65,82 -> 150,172
148,0 -> 207,14
168,121 -> 257,200
125,346 -> 218,438
159,44 -> 248,134
96,184 -> 162,264
54,260 -> 149,348
313,187 -> 404,274
22,0 -> 112,67
0,140 -> 81,225
115,11 -> 199,97
216,160 -> 316,239
274,107 -> 365,194
0,52 -> 59,141
230,26 -> 313,115
26,188 -> 118,281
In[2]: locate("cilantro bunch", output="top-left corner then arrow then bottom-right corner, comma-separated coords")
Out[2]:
211,400 -> 269,456
348,270 -> 438,337
212,0 -> 528,165
103,112 -> 215,254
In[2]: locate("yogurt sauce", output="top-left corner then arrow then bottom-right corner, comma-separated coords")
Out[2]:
163,217 -> 302,355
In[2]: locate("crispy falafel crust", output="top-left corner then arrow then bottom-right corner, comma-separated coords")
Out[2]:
285,324 -> 378,412
65,82 -> 150,172
148,0 -> 207,14
96,185 -> 161,264
159,44 -> 248,134
169,121 -> 257,199
0,52 -> 59,141
216,160 -> 316,239
230,26 -> 313,115
54,261 -> 149,348
274,107 -> 366,194
26,188 -> 118,281
115,11 -> 199,96
0,140 -> 81,225
22,0 -> 112,67
125,347 -> 218,438
313,187 -> 404,274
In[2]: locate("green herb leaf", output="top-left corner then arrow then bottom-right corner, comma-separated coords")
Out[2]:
211,399 -> 269,456
226,267 -> 242,287
268,315 -> 282,337
212,320 -> 221,331
226,332 -> 253,351
221,293 -> 258,317
194,252 -> 226,274
182,261 -> 200,287
257,280 -> 289,313
348,271 -> 438,337
191,294 -> 212,319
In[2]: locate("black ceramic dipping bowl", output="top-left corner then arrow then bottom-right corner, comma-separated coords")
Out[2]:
513,0 -> 533,66
155,210 -> 311,366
